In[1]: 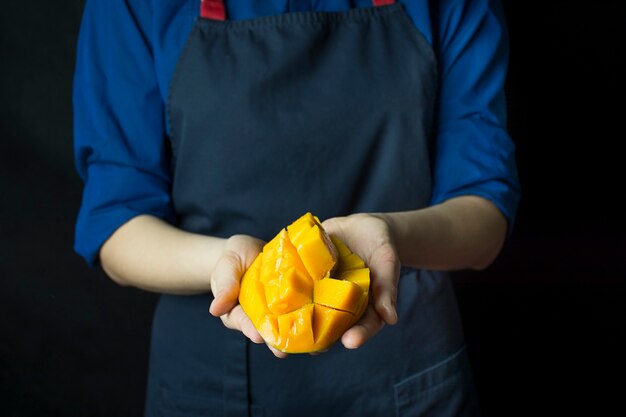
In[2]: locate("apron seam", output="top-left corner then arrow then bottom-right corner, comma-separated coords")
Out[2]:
167,20 -> 201,145
195,3 -> 404,31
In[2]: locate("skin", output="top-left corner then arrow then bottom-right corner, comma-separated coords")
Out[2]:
101,195 -> 507,358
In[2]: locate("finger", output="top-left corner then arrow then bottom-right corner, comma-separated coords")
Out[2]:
308,349 -> 329,356
369,243 -> 400,325
220,305 -> 264,344
320,216 -> 345,237
209,250 -> 244,317
268,345 -> 288,359
341,305 -> 386,349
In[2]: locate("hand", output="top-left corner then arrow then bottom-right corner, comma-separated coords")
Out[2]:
322,213 -> 400,349
208,234 -> 287,357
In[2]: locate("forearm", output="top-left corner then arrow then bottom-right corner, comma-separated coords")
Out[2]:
100,215 -> 226,294
377,195 -> 507,271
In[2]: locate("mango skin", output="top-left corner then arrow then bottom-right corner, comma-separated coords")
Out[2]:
238,213 -> 370,353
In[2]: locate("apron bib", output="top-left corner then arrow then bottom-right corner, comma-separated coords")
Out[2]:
145,1 -> 479,416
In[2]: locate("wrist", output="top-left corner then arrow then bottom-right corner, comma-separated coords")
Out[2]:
368,212 -> 397,243
369,209 -> 433,270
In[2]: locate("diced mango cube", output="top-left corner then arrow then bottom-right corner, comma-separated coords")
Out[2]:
264,266 -> 313,315
330,236 -> 351,257
350,292 -> 369,327
314,278 -> 363,314
240,278 -> 270,326
258,315 -> 280,347
313,305 -> 353,351
291,224 -> 337,280
239,256 -> 268,325
338,268 -> 370,293
277,304 -> 314,353
261,229 -> 310,284
287,212 -> 319,243
338,253 -> 365,271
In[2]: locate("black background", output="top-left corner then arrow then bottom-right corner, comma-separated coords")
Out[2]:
1,1 -> 624,416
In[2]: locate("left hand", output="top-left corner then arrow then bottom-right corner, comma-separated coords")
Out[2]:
208,234 -> 288,358
322,213 -> 400,350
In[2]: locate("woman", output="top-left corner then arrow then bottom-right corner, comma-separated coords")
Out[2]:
74,0 -> 519,415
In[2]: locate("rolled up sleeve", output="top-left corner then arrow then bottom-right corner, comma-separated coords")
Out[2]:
73,0 -> 174,266
430,0 -> 520,233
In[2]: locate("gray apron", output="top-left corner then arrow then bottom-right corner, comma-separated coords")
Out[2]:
145,1 -> 480,416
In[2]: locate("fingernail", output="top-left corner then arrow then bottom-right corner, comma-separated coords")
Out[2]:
384,302 -> 397,324
390,308 -> 398,323
343,341 -> 357,349
342,334 -> 359,349
209,297 -> 221,315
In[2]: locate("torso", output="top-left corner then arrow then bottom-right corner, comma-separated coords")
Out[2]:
144,2 -> 479,416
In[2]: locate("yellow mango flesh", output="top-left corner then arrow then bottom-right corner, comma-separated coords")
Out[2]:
238,256 -> 268,325
289,221 -> 338,280
342,268 -> 370,326
313,278 -> 363,314
337,253 -> 366,271
313,305 -> 353,349
277,304 -> 315,352
330,236 -> 351,257
259,230 -> 313,315
338,268 -> 370,293
238,212 -> 370,353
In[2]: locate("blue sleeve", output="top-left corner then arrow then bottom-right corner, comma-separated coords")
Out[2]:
429,0 -> 520,233
73,0 -> 175,267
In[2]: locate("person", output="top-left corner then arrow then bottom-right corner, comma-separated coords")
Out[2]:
73,0 -> 519,415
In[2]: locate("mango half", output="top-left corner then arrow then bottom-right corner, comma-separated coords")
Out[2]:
238,213 -> 370,353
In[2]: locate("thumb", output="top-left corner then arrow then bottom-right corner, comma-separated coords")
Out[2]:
369,243 -> 400,325
209,250 -> 245,317
320,216 -> 346,239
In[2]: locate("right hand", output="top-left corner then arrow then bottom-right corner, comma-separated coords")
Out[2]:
322,213 -> 400,349
208,235 -> 288,358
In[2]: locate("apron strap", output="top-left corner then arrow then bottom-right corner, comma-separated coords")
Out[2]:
201,0 -> 226,21
201,0 -> 397,21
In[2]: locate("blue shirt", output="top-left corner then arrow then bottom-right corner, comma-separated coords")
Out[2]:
73,0 -> 520,266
